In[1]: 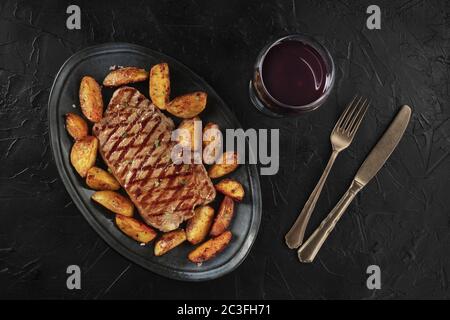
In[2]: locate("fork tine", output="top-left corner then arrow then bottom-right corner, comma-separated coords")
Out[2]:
349,101 -> 369,136
345,98 -> 367,132
341,96 -> 363,130
334,96 -> 357,130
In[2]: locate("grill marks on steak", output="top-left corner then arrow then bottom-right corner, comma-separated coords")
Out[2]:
93,87 -> 216,232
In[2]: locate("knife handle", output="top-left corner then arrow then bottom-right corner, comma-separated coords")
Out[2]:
297,180 -> 363,263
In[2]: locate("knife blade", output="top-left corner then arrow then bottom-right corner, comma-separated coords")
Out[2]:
354,105 -> 411,186
297,105 -> 412,263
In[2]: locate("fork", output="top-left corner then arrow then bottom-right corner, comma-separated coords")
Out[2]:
285,96 -> 369,249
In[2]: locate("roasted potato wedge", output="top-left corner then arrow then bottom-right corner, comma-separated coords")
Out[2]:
149,63 -> 170,110
86,167 -> 120,191
70,136 -> 98,177
209,196 -> 235,237
188,231 -> 232,263
202,122 -> 222,164
177,117 -> 201,150
186,206 -> 215,244
166,92 -> 207,119
115,214 -> 157,244
79,76 -> 103,122
154,229 -> 187,256
103,67 -> 148,87
215,179 -> 245,202
208,151 -> 239,178
91,191 -> 134,217
65,112 -> 88,140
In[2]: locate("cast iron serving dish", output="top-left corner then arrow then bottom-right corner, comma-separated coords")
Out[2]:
48,43 -> 262,281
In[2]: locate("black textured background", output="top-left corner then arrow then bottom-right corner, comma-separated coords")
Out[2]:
0,0 -> 449,299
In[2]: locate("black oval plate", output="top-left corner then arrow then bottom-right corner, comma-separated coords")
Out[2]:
48,43 -> 261,281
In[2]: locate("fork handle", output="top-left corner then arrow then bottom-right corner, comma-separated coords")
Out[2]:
297,180 -> 362,263
285,150 -> 339,249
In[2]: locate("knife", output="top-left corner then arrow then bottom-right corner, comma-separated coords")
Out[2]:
297,105 -> 412,263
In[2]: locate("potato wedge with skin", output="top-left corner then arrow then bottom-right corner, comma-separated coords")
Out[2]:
65,112 -> 88,140
115,214 -> 157,244
154,229 -> 187,256
103,67 -> 148,87
202,122 -> 222,164
86,167 -> 120,191
208,151 -> 238,178
79,76 -> 103,122
70,136 -> 98,177
215,179 -> 245,202
177,117 -> 201,150
166,92 -> 207,118
149,63 -> 170,110
188,231 -> 232,263
91,191 -> 134,217
209,196 -> 235,237
186,206 -> 215,244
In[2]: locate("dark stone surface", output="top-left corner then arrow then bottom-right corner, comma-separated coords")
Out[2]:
0,0 -> 449,299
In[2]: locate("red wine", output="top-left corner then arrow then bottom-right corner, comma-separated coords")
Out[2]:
261,40 -> 327,106
250,35 -> 334,117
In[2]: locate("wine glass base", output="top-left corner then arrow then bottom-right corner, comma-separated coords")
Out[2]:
248,81 -> 284,118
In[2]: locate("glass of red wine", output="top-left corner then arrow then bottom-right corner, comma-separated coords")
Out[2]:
249,34 -> 335,117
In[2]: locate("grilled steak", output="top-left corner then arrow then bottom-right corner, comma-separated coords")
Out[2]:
93,87 -> 216,231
